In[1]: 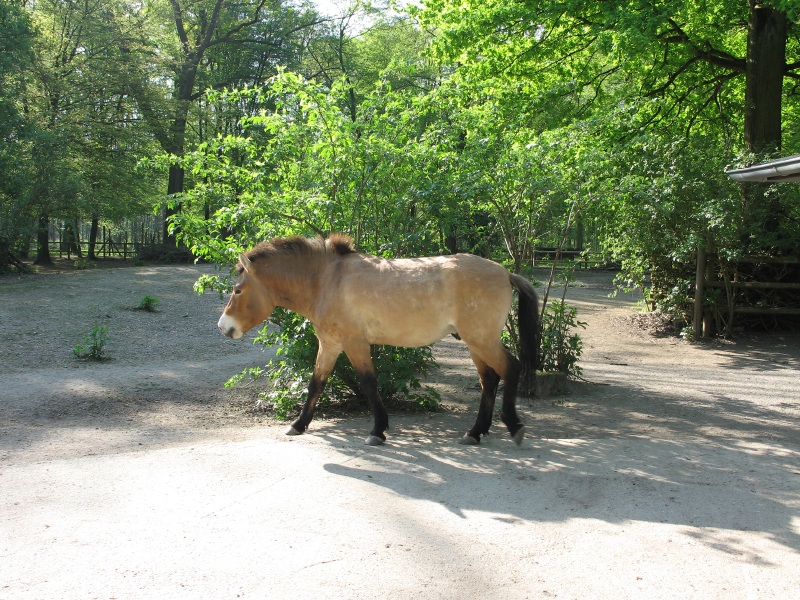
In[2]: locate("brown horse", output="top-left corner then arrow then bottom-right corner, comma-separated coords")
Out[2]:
217,234 -> 539,446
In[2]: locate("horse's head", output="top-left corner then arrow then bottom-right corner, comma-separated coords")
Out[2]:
217,253 -> 275,339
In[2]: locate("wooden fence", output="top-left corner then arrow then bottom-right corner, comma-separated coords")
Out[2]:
532,248 -> 608,269
46,218 -> 161,260
694,251 -> 800,337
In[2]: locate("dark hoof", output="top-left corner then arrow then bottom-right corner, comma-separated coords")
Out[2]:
365,435 -> 385,446
459,434 -> 479,445
511,426 -> 525,446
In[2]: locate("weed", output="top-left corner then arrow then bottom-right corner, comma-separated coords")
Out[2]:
137,295 -> 159,312
73,325 -> 109,360
538,300 -> 586,377
73,258 -> 94,270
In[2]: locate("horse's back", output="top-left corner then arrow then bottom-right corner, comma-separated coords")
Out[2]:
325,253 -> 512,347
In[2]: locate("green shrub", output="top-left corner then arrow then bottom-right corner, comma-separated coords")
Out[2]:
505,266 -> 586,381
73,258 -> 94,270
538,300 -> 586,377
73,325 -> 109,360
228,308 -> 440,419
136,295 -> 159,312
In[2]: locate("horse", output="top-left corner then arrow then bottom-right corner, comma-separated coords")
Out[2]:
217,234 -> 539,447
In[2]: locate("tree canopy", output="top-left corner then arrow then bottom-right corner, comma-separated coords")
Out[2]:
2,0 -> 798,331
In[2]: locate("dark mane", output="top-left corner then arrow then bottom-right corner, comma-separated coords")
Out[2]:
239,234 -> 355,270
326,233 -> 357,255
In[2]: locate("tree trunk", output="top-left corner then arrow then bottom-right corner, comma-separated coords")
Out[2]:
163,162 -> 185,244
742,2 -> 787,240
34,214 -> 52,265
744,3 -> 786,154
64,220 -> 82,258
88,217 -> 99,260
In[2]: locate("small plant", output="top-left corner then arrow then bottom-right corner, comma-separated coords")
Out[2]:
73,258 -> 93,270
506,264 -> 587,381
538,300 -> 587,377
73,325 -> 109,360
137,295 -> 159,312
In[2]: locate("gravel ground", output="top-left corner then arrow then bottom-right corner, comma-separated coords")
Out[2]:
1,260 -> 799,599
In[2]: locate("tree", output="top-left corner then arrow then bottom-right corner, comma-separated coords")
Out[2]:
177,72 -> 442,409
303,5 -> 438,119
0,0 -> 34,271
414,0 -> 800,310
16,0 -> 161,264
417,1 -> 798,144
128,0 -> 321,245
172,71 -> 439,257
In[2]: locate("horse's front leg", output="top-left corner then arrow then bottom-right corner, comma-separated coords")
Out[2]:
344,343 -> 388,446
286,339 -> 341,436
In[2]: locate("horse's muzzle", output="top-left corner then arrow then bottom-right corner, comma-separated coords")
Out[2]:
217,314 -> 243,339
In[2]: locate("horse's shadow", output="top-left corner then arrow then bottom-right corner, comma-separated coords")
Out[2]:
319,420 -> 800,562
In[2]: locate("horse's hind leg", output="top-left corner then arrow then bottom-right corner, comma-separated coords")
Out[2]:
463,343 -> 525,446
287,339 -> 340,436
499,352 -> 525,445
461,356 -> 500,445
344,343 -> 389,446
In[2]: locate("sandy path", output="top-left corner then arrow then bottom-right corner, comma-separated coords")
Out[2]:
1,263 -> 798,599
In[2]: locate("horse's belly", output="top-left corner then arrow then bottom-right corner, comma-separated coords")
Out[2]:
363,304 -> 456,347
367,321 -> 456,347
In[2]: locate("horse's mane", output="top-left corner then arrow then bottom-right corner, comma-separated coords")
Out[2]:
241,233 -> 355,269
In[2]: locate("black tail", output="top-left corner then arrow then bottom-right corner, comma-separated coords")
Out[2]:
510,274 -> 539,396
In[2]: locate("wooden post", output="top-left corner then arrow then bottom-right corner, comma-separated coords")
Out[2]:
694,248 -> 706,338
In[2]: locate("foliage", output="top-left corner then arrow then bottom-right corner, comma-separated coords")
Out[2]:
174,73 -> 468,413
0,1 -> 34,269
170,70 -> 441,259
226,308 -> 440,419
416,0 -> 800,322
73,325 -> 109,360
73,258 -> 95,270
137,296 -> 160,312
538,301 -> 587,377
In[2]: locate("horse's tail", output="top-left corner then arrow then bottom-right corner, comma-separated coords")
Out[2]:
510,273 -> 539,397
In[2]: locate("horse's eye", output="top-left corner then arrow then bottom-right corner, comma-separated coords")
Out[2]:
234,288 -> 242,295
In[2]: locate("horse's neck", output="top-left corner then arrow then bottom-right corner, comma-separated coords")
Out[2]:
263,257 -> 323,317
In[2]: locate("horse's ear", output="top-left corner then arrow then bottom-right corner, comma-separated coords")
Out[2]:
239,253 -> 253,274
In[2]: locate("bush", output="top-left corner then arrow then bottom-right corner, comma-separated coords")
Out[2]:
136,244 -> 194,263
73,257 -> 94,270
73,325 -> 109,360
136,295 -> 159,312
538,300 -> 586,377
228,308 -> 440,419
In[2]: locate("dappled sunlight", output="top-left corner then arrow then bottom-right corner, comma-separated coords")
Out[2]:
4,263 -> 799,598
319,428 -> 800,559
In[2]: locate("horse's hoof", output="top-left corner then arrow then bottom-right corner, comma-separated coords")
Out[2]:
365,435 -> 385,446
511,426 -> 525,446
459,434 -> 479,445
285,426 -> 302,436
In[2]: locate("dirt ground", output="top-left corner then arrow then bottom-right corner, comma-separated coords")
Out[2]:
1,261 -> 799,599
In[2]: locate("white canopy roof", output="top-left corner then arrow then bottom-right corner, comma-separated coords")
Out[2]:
726,153 -> 800,182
